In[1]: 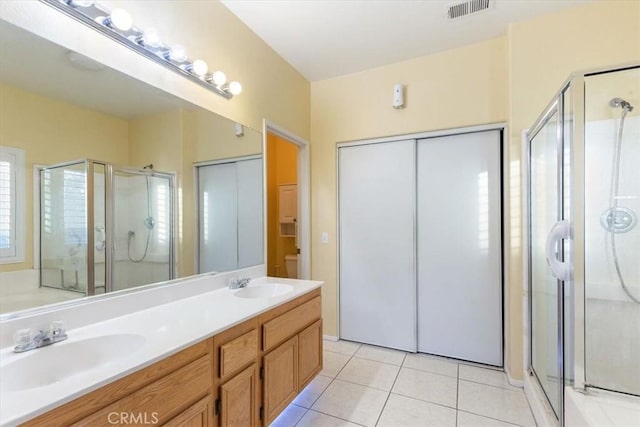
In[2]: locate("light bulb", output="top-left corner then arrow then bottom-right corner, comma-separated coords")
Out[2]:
169,44 -> 187,62
109,8 -> 132,31
211,71 -> 226,86
141,28 -> 161,48
229,81 -> 242,95
68,0 -> 94,7
192,59 -> 208,77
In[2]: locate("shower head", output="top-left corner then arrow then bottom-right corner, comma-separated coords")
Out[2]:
610,97 -> 634,112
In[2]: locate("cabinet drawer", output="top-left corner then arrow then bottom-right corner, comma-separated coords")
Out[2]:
219,329 -> 257,381
74,355 -> 212,426
263,296 -> 321,351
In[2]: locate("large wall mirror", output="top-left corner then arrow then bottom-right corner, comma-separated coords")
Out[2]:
0,19 -> 263,317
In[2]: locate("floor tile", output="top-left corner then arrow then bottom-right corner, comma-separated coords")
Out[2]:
311,379 -> 388,427
324,339 -> 362,356
459,364 -> 518,390
392,367 -> 458,408
337,357 -> 400,391
458,380 -> 536,427
403,353 -> 458,378
354,344 -> 406,366
296,410 -> 361,427
293,375 -> 333,408
321,351 -> 351,378
269,404 -> 307,427
457,411 -> 521,427
377,393 -> 457,427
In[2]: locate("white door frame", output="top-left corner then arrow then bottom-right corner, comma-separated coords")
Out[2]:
263,120 -> 311,280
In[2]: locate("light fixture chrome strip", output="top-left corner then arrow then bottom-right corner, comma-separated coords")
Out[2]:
40,0 -> 241,100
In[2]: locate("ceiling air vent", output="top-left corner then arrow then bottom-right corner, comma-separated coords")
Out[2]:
447,0 -> 492,20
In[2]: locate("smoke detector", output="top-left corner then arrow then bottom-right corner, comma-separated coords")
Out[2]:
447,0 -> 493,20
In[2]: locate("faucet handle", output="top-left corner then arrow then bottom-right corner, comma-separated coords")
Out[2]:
50,320 -> 67,337
13,329 -> 33,347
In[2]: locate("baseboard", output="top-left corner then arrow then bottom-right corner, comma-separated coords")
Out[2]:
505,366 -> 525,388
323,334 -> 339,342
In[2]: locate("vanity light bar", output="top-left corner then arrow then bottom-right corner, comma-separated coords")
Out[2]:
41,0 -> 242,99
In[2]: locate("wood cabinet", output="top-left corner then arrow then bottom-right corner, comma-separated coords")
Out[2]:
261,291 -> 323,425
165,397 -> 213,427
24,288 -> 321,427
263,336 -> 298,423
298,319 -> 323,389
219,364 -> 258,427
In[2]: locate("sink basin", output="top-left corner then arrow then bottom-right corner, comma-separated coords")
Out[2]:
234,283 -> 294,299
1,333 -> 146,392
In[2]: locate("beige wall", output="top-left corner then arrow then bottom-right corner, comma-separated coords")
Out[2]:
98,0 -> 311,139
505,0 -> 640,379
310,37 -> 509,342
309,0 -> 640,380
266,133 -> 297,278
129,110 -> 182,173
0,84 -> 129,272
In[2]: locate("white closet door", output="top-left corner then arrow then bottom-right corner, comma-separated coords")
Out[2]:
198,163 -> 238,273
237,158 -> 263,268
417,131 -> 502,365
339,140 -> 416,352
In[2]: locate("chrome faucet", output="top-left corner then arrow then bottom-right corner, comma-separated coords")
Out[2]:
228,277 -> 251,289
13,321 -> 68,353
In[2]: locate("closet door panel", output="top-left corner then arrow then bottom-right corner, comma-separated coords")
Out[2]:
339,140 -> 416,352
237,158 -> 263,268
417,131 -> 502,365
198,163 -> 238,273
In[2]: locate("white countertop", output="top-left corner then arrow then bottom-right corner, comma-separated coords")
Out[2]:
0,276 -> 322,426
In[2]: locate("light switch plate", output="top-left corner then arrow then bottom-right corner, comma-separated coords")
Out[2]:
321,232 -> 329,244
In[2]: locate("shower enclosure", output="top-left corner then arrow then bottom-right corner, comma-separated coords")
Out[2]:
39,159 -> 175,296
526,64 -> 639,424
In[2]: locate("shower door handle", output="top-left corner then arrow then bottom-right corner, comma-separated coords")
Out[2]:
545,220 -> 571,282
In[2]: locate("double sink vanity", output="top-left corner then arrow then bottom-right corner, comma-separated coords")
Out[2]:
0,272 -> 323,426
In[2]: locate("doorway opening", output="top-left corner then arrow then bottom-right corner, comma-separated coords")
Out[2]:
264,121 -> 310,280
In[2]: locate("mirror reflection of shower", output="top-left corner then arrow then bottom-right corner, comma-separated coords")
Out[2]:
127,164 -> 155,263
601,97 -> 639,303
39,159 -> 175,297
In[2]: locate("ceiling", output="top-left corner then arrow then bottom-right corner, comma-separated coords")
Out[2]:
221,0 -> 591,81
0,20 -> 196,120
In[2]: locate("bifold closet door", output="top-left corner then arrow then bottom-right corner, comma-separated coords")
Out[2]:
198,163 -> 238,273
339,140 -> 416,352
236,158 -> 263,268
417,131 -> 502,366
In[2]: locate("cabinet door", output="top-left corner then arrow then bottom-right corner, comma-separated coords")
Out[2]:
298,319 -> 322,389
219,364 -> 258,427
164,396 -> 212,427
263,336 -> 298,425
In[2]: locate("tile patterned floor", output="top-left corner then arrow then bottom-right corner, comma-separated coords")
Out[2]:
270,340 -> 537,427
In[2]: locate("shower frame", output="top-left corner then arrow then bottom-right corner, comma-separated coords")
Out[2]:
38,159 -> 177,296
524,62 -> 640,425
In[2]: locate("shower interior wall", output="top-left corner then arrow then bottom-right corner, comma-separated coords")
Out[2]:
583,70 -> 640,395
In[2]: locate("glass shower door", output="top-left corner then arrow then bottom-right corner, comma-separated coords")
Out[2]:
111,169 -> 173,291
40,161 -> 88,294
529,101 -> 565,419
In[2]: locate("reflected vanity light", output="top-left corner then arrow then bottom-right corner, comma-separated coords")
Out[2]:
44,0 -> 242,100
